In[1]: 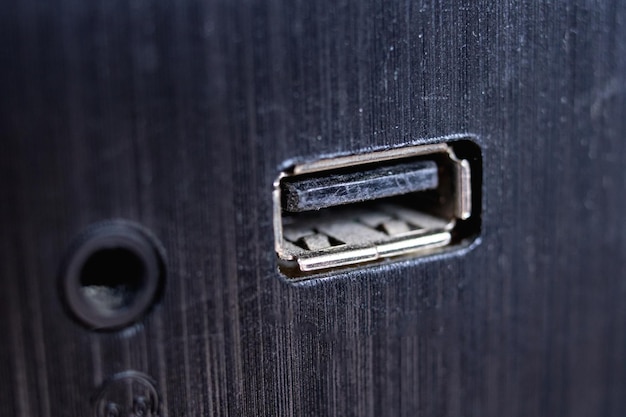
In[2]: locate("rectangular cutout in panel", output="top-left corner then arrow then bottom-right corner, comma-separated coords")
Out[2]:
274,139 -> 481,279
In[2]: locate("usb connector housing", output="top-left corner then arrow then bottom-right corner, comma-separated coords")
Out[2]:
274,140 -> 481,278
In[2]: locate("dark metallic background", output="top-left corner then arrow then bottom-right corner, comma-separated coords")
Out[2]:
1,1 -> 625,415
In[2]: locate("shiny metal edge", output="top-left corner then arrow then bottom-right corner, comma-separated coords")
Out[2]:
293,143 -> 450,175
446,147 -> 472,220
297,231 -> 451,272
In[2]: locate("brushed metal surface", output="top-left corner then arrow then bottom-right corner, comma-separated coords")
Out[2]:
1,1 -> 625,416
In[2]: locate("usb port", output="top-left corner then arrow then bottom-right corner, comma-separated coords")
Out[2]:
274,139 -> 481,278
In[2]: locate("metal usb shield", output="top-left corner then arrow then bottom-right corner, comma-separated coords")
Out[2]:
274,140 -> 481,278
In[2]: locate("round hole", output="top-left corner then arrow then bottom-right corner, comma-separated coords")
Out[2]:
61,221 -> 165,330
79,248 -> 145,315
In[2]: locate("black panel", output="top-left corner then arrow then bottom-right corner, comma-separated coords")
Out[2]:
1,0 -> 625,416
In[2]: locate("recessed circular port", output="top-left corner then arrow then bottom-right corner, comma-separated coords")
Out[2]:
62,221 -> 165,330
